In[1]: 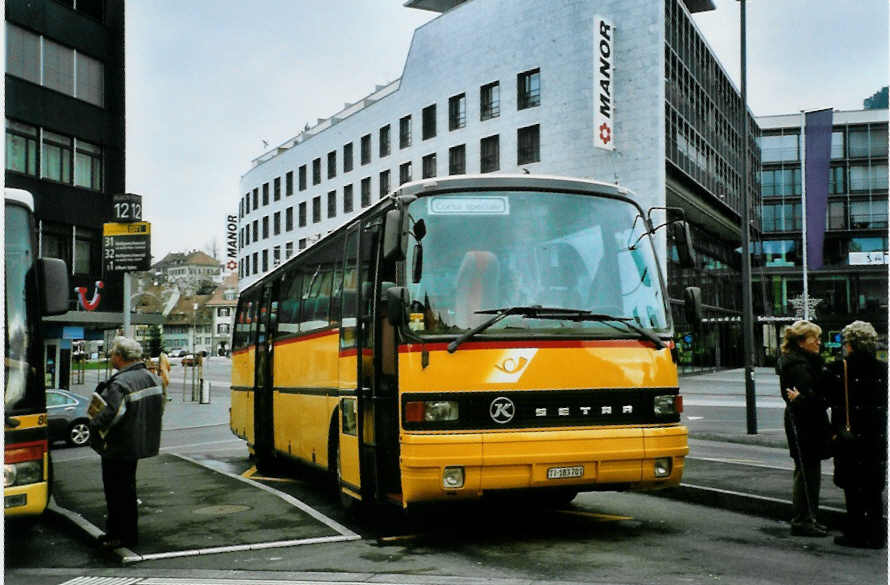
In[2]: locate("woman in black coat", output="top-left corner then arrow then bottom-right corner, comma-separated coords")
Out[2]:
779,320 -> 831,537
826,320 -> 887,549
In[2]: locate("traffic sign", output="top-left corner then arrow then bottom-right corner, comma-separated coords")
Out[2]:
103,221 -> 151,273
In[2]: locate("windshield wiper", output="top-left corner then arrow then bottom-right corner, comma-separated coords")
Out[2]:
447,306 -> 552,353
532,309 -> 666,349
447,306 -> 666,353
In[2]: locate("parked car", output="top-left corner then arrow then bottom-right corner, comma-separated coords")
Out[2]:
46,389 -> 92,447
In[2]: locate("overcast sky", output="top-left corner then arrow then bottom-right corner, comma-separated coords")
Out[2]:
126,0 -> 888,262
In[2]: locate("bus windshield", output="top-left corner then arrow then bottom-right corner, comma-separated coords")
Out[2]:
5,203 -> 40,413
405,190 -> 671,338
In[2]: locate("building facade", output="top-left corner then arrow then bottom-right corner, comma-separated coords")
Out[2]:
236,0 -> 759,370
5,0 -> 136,387
755,109 -> 888,361
206,273 -> 238,355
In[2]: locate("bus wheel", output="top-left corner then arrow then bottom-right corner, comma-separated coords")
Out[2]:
329,429 -> 360,514
540,488 -> 578,508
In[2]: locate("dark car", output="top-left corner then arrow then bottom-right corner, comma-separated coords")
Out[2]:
46,389 -> 92,447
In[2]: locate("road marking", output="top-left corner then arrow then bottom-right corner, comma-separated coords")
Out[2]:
687,416 -> 704,420
379,534 -> 421,543
241,465 -> 257,478
557,510 -> 632,521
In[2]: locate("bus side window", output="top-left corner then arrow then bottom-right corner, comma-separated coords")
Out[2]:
277,270 -> 303,336
340,230 -> 359,350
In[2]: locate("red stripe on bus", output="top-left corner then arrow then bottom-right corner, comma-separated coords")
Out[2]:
274,328 -> 339,347
338,348 -> 373,358
397,339 -> 658,353
232,347 -> 253,356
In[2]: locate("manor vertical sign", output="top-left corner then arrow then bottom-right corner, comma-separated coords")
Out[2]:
225,214 -> 239,272
594,15 -> 615,151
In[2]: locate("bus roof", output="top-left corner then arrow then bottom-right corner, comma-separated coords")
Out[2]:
5,188 -> 35,212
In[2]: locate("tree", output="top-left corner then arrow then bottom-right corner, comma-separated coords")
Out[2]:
146,325 -> 163,358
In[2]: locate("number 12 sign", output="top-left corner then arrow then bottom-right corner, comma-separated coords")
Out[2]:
113,193 -> 143,222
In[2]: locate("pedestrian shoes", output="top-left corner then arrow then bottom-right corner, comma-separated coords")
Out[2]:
791,523 -> 829,537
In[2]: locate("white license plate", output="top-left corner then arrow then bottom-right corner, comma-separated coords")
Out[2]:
547,465 -> 584,480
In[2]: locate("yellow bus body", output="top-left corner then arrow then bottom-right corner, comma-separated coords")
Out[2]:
4,414 -> 50,518
397,340 -> 687,503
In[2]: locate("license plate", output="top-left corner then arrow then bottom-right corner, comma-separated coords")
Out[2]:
547,465 -> 584,480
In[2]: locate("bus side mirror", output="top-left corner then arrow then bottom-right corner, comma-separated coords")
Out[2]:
385,286 -> 407,326
382,209 -> 405,262
684,286 -> 703,329
672,221 -> 696,268
411,244 -> 423,284
38,258 -> 69,316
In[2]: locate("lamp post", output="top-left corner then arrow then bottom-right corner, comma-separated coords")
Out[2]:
739,0 -> 757,434
192,302 -> 198,356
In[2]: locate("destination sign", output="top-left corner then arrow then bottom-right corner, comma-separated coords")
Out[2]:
103,221 -> 151,273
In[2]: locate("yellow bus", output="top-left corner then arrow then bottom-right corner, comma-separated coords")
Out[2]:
5,188 -> 69,519
231,175 -> 701,508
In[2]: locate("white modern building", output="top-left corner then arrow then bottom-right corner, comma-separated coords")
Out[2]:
238,0 -> 760,369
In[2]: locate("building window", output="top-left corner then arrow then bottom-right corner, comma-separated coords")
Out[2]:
312,196 -> 321,223
74,236 -> 93,275
828,201 -> 847,230
449,144 -> 466,175
299,238 -> 307,250
286,171 -> 294,195
252,219 -> 258,243
379,170 -> 390,198
285,241 -> 294,259
6,24 -> 40,85
244,193 -> 250,214
422,104 -> 437,140
312,158 -> 321,185
344,142 -> 353,172
57,150 -> 91,199
299,201 -> 307,227
361,177 -> 371,207
262,249 -> 268,272
850,201 -> 888,229
6,120 -> 38,176
517,68 -> 541,110
399,162 -> 412,185
274,177 -> 281,200
517,124 -> 540,165
849,126 -> 889,158
273,246 -> 281,267
422,153 -> 436,179
299,165 -> 307,190
480,81 -> 500,121
76,52 -> 104,107
43,38 -> 75,96
328,150 -> 337,179
252,188 -> 258,209
328,190 -> 337,218
761,202 -> 802,232
449,93 -> 466,130
831,131 -> 845,160
273,211 -> 281,235
262,183 -> 269,205
285,207 -> 293,231
480,135 -> 500,173
761,168 -> 801,197
760,133 -> 800,163
829,166 -> 846,194
42,130 -> 73,183
400,115 -> 412,149
262,216 -> 269,239
850,164 -> 888,192
361,134 -> 371,165
344,184 -> 354,213
379,125 -> 391,157
253,252 -> 258,272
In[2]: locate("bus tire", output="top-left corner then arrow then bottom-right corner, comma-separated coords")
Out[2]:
328,414 -> 360,514
541,488 -> 578,507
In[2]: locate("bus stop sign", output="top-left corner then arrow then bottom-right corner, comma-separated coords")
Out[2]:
103,221 -> 151,273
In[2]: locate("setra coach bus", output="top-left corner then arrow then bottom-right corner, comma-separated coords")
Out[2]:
5,188 -> 69,519
231,175 -> 702,509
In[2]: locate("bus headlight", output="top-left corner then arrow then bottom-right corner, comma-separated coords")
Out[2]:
4,461 -> 42,487
405,400 -> 459,423
443,466 -> 465,489
654,457 -> 672,478
654,394 -> 682,416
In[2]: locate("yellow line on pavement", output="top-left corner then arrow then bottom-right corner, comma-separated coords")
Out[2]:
241,466 -> 257,478
557,510 -> 632,522
379,534 -> 421,543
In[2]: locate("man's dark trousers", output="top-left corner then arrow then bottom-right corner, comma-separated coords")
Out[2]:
101,457 -> 138,546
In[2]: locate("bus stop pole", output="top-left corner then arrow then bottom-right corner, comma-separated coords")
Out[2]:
123,272 -> 131,338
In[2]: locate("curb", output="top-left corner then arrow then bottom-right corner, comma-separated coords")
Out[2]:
653,483 -> 847,528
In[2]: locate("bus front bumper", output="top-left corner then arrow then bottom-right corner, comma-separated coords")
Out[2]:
400,426 -> 688,504
3,481 -> 48,517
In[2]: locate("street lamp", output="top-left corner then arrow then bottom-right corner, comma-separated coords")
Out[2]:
739,0 -> 757,434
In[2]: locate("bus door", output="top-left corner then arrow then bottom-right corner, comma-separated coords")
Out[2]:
337,226 -> 362,496
253,284 -> 277,469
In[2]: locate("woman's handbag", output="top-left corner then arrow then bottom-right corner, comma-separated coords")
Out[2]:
835,360 -> 858,452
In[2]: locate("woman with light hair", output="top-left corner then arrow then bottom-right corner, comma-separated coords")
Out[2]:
826,320 -> 887,548
779,320 -> 831,537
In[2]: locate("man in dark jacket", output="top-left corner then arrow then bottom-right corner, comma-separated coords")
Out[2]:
89,336 -> 164,549
826,321 -> 887,548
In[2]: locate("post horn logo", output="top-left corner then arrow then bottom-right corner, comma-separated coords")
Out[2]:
493,356 -> 528,375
